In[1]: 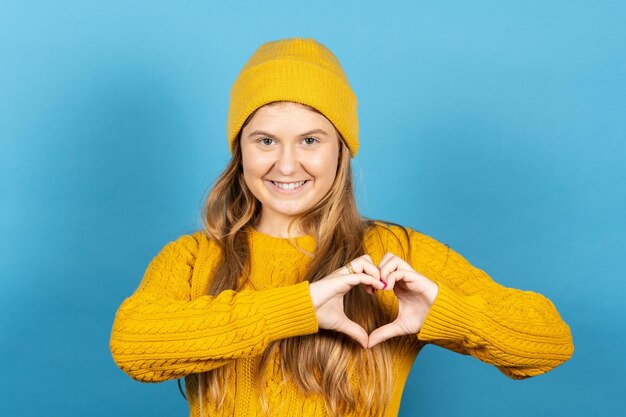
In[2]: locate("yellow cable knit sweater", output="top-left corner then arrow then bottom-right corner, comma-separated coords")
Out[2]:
110,224 -> 573,417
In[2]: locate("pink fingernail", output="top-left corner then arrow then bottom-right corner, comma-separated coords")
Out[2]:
381,279 -> 387,289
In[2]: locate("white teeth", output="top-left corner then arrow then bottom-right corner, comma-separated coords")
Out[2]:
271,180 -> 307,190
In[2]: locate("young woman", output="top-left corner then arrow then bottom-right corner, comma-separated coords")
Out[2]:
110,37 -> 574,417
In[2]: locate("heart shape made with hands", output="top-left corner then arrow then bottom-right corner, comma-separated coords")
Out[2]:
309,252 -> 440,349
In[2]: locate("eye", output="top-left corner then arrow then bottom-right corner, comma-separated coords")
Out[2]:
303,137 -> 319,145
258,137 -> 275,146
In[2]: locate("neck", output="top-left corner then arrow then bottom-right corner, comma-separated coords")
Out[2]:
254,214 -> 307,238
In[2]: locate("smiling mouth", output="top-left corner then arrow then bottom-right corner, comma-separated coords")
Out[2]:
269,180 -> 309,190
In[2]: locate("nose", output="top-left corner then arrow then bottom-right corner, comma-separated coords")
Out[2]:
275,144 -> 299,175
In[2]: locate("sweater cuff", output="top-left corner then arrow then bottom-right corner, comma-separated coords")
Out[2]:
417,282 -> 487,344
256,281 -> 319,342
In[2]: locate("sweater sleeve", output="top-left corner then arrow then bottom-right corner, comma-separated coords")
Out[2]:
109,233 -> 319,383
409,229 -> 574,379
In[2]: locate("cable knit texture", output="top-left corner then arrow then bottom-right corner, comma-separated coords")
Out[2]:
110,223 -> 574,416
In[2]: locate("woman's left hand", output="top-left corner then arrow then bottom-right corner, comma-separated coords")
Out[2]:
368,252 -> 440,348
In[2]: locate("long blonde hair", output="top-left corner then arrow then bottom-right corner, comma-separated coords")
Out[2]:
188,102 -> 404,417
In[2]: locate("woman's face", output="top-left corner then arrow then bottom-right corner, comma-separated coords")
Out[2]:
240,101 -> 340,230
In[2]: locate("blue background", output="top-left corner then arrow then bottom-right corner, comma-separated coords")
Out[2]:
1,1 -> 624,416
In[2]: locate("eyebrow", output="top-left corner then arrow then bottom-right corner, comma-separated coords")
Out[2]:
247,129 -> 329,138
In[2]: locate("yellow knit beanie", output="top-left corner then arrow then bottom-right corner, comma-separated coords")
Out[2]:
227,37 -> 359,157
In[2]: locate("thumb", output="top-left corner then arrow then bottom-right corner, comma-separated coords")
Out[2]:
336,319 -> 369,349
368,322 -> 404,348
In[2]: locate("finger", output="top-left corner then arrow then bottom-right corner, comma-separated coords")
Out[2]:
383,269 -> 408,291
360,254 -> 375,265
379,256 -> 413,284
342,273 -> 385,292
375,253 -> 396,287
377,252 -> 394,269
389,254 -> 412,271
357,259 -> 381,280
347,257 -> 381,293
378,255 -> 400,282
335,255 -> 373,276
347,255 -> 380,279
387,268 -> 423,291
368,322 -> 404,348
338,319 -> 369,349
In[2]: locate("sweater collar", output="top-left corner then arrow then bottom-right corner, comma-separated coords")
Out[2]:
245,226 -> 317,254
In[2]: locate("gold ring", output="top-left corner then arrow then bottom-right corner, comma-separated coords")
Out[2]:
345,263 -> 355,274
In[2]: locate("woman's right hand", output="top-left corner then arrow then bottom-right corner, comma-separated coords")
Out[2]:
309,255 -> 385,349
